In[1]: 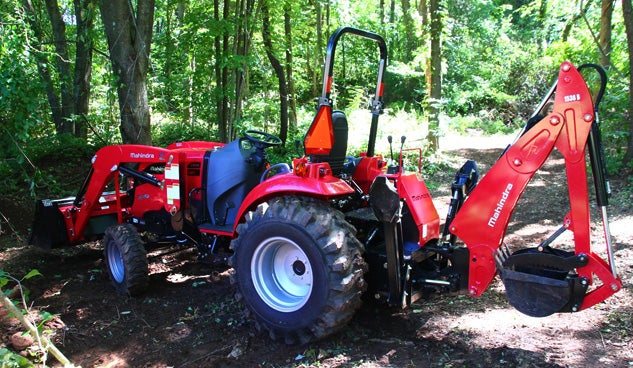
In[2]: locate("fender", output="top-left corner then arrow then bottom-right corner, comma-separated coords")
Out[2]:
166,141 -> 225,150
396,173 -> 441,245
232,164 -> 356,233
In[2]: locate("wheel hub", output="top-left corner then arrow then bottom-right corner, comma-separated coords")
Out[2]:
251,237 -> 313,312
106,242 -> 125,283
292,260 -> 306,276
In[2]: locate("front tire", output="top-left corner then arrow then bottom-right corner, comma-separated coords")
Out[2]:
229,196 -> 367,344
103,224 -> 149,296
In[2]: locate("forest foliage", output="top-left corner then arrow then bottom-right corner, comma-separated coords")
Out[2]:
0,0 -> 632,198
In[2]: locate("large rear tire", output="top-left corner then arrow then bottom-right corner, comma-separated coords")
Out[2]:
103,224 -> 149,296
229,196 -> 367,344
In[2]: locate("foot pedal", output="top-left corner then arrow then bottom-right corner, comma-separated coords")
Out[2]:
496,246 -> 589,317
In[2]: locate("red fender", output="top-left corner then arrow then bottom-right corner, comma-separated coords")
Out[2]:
232,162 -> 356,233
396,173 -> 441,245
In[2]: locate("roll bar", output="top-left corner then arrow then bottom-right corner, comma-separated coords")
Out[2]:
318,27 -> 388,157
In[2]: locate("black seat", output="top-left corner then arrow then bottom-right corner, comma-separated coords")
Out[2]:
311,110 -> 348,176
202,140 -> 261,228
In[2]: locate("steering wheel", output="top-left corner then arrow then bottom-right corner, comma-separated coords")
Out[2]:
244,130 -> 283,149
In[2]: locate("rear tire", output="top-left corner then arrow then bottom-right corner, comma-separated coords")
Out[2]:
103,224 -> 149,296
229,196 -> 367,344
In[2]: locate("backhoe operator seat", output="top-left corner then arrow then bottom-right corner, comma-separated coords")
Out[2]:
310,110 -> 348,176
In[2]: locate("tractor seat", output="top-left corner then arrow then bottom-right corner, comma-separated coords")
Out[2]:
310,110 -> 348,176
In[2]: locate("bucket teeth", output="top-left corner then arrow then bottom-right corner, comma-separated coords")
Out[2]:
494,244 -> 511,270
499,247 -> 587,274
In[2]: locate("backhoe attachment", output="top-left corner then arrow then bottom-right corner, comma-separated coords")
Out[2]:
450,62 -> 622,317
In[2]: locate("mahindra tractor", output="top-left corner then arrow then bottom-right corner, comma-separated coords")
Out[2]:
30,27 -> 622,344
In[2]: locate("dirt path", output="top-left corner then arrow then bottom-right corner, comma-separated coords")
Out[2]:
1,139 -> 631,368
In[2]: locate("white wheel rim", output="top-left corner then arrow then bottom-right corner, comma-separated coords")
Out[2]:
251,236 -> 313,312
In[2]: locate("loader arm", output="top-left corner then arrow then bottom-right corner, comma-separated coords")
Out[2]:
450,62 -> 621,313
69,145 -> 180,243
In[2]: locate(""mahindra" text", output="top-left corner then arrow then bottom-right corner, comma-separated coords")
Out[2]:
130,152 -> 155,159
488,183 -> 513,228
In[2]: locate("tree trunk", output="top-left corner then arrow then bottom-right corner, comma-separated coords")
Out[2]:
325,0 -> 331,30
22,0 -> 64,132
45,0 -> 74,134
418,0 -> 428,27
599,0 -> 614,67
427,0 -> 442,152
99,0 -> 155,145
23,0 -> 93,137
230,0 -> 255,140
314,0 -> 323,97
73,0 -> 95,139
380,0 -> 385,26
221,0 -> 231,140
214,0 -> 226,142
262,0 -> 289,144
401,0 -> 415,62
284,0 -> 297,133
562,0 -> 592,42
536,0 -> 547,52
622,0 -> 633,164
164,0 -> 175,112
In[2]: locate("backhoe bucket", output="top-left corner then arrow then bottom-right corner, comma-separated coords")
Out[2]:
496,247 -> 589,317
29,198 -> 72,249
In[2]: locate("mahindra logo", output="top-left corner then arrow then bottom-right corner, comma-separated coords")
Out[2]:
488,183 -> 513,228
130,152 -> 155,159
411,193 -> 431,201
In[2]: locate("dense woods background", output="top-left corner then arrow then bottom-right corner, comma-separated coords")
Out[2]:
1,0 -> 632,197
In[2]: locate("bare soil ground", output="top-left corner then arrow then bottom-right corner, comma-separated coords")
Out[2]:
1,135 -> 632,368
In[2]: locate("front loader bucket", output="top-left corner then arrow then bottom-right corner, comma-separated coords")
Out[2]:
29,198 -> 72,249
497,247 -> 589,317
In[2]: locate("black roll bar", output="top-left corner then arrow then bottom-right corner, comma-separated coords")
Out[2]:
319,26 -> 388,157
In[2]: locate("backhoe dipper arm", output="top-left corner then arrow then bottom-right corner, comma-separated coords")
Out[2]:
69,145 -> 178,243
449,62 -> 621,309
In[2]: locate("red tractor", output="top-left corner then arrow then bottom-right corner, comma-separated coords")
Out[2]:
30,27 -> 622,344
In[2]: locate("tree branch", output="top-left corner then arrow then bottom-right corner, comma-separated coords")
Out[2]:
579,0 -> 626,79
1,285 -> 74,366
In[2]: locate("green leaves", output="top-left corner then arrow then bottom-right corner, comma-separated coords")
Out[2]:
0,269 -> 42,290
22,270 -> 43,281
0,347 -> 32,368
